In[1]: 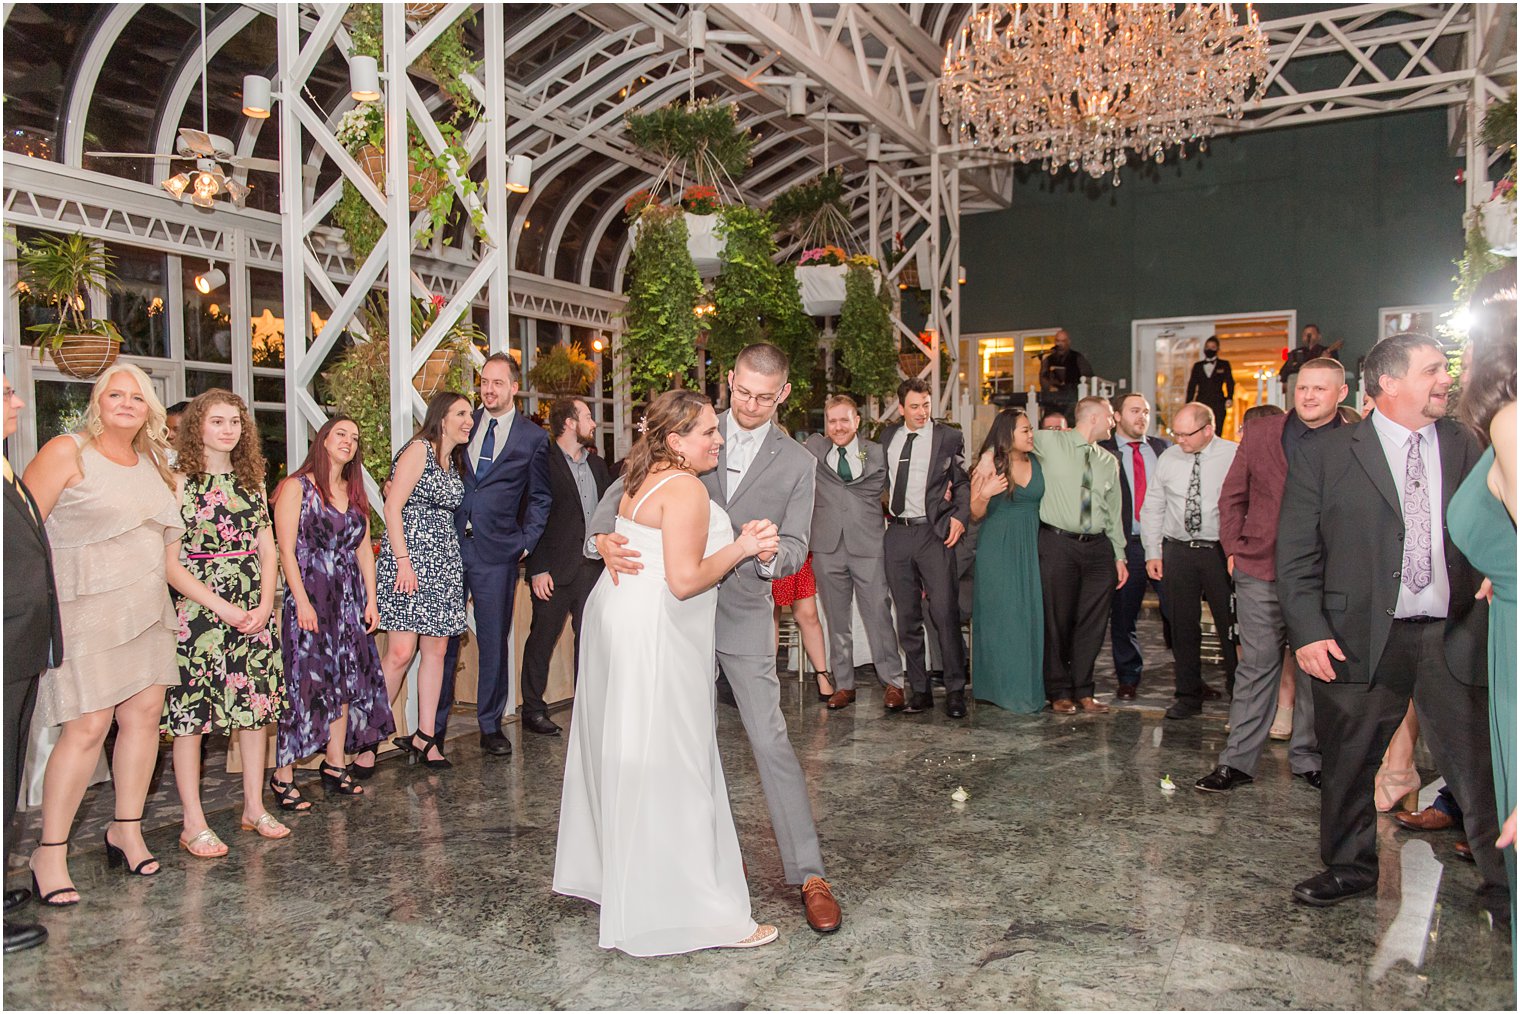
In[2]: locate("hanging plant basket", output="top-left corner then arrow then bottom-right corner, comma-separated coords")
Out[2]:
404,2 -> 448,20
898,259 -> 921,290
49,334 -> 122,380
412,347 -> 458,400
632,210 -> 723,277
357,144 -> 445,212
796,264 -> 849,317
899,351 -> 930,378
1480,197 -> 1517,257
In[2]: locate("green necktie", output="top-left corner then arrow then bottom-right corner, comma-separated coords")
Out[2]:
836,448 -> 853,482
1079,446 -> 1093,534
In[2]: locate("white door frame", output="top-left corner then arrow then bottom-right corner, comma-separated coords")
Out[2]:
1131,308 -> 1298,409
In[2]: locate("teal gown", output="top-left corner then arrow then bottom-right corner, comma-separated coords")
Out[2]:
971,458 -> 1046,713
1448,445 -> 1516,927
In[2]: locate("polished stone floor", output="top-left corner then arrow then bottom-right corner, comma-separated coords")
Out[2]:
5,632 -> 1515,1009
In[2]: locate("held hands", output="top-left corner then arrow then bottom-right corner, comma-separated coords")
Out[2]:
531,572 -> 555,600
394,556 -> 418,595
1295,638 -> 1346,682
1146,559 -> 1163,582
597,532 -> 642,585
945,517 -> 966,548
214,600 -> 251,631
237,602 -> 272,635
738,519 -> 780,560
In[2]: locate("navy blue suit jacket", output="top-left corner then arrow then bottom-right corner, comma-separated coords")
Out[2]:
1098,433 -> 1172,539
455,407 -> 553,566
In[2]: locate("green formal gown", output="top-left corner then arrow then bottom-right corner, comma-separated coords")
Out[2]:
1448,445 -> 1516,926
972,458 -> 1046,713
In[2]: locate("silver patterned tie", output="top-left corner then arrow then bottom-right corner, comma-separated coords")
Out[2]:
1184,453 -> 1203,536
1401,432 -> 1432,593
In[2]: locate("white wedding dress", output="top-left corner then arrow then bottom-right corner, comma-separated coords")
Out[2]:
553,472 -> 756,956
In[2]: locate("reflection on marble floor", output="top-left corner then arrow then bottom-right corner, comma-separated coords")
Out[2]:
4,670 -> 1514,1009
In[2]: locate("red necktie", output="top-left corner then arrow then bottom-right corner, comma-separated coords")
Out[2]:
1130,441 -> 1147,521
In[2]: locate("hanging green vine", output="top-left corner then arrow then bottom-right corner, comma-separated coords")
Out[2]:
708,205 -> 817,400
836,264 -> 897,398
625,100 -> 754,186
622,205 -> 701,395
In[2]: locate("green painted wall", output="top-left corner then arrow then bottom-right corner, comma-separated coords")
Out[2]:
959,109 -> 1465,382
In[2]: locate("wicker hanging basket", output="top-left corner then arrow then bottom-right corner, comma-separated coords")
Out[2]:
412,348 -> 457,400
357,144 -> 445,212
898,352 -> 930,378
48,335 -> 121,380
404,3 -> 449,21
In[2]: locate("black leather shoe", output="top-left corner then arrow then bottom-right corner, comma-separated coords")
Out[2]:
3,920 -> 46,954
945,690 -> 968,719
1115,684 -> 1138,700
1292,869 -> 1376,907
928,671 -> 945,692
1165,701 -> 1201,720
1296,770 -> 1323,790
522,713 -> 561,736
479,731 -> 513,757
4,889 -> 30,913
1195,765 -> 1253,792
903,690 -> 933,714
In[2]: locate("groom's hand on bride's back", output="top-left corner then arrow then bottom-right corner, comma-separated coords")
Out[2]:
595,532 -> 642,585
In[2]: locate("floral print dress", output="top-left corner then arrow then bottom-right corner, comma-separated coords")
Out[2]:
162,472 -> 285,736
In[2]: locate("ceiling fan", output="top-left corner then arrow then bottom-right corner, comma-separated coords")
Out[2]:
85,127 -> 291,207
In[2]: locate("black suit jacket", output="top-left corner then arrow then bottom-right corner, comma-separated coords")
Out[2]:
1276,415 -> 1487,686
1098,434 -> 1172,540
1186,359 -> 1235,412
4,470 -> 63,685
878,421 -> 970,540
524,445 -> 611,584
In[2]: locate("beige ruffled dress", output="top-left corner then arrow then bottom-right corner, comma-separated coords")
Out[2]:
36,436 -> 184,726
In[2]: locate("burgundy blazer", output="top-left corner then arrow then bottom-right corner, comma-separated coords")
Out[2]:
1218,411 -> 1291,582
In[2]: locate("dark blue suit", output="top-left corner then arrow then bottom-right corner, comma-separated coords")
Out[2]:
438,407 -> 552,737
1098,433 -> 1172,688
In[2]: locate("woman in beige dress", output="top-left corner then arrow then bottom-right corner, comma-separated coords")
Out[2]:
22,363 -> 183,904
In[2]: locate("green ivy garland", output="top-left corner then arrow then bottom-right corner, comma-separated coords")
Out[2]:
835,263 -> 897,398
709,205 -> 817,400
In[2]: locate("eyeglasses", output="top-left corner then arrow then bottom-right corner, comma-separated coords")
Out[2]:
731,384 -> 781,407
1173,421 -> 1212,439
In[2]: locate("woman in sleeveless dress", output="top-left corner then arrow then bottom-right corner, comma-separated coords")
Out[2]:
22,364 -> 183,904
554,390 -> 781,956
162,390 -> 289,857
377,392 -> 472,769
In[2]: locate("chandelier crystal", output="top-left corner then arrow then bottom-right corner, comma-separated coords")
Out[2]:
941,3 -> 1270,182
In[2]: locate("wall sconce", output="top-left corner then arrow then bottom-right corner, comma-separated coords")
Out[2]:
787,82 -> 807,117
506,153 -> 533,193
350,56 -> 381,102
242,74 -> 272,118
591,337 -> 605,353
194,265 -> 226,294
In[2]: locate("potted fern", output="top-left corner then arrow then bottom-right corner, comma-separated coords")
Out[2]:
13,232 -> 125,379
528,342 -> 597,396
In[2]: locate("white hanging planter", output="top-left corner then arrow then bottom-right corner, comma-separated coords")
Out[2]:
684,211 -> 724,277
795,263 -> 849,316
1480,197 -> 1517,257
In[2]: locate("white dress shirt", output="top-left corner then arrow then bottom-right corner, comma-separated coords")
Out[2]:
725,417 -> 770,500
1140,435 -> 1238,559
468,404 -> 515,473
885,419 -> 933,518
1369,411 -> 1449,619
827,438 -> 861,479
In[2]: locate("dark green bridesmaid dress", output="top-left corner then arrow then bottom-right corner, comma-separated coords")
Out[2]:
972,458 -> 1046,713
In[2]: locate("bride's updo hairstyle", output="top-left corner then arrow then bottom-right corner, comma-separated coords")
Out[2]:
624,389 -> 711,494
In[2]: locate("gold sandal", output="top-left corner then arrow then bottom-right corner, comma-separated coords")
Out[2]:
239,812 -> 292,840
178,828 -> 229,859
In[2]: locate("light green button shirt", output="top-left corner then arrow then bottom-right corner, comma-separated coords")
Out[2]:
1032,430 -> 1125,558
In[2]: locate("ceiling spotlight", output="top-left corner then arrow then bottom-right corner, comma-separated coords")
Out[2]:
350,55 -> 381,102
506,153 -> 533,193
194,266 -> 226,294
689,8 -> 707,50
189,166 -> 221,209
787,82 -> 807,118
958,266 -> 967,285
242,74 -> 272,118
161,172 -> 192,199
591,337 -> 605,353
866,129 -> 881,163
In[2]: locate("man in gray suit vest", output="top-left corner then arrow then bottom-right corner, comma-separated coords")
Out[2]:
588,343 -> 843,935
804,394 -> 906,711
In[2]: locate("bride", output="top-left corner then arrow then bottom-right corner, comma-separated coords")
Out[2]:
553,390 -> 781,956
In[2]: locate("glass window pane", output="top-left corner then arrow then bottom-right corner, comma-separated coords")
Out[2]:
31,376 -> 94,448
253,374 -> 284,404
255,409 -> 287,493
183,263 -> 233,363
249,268 -> 285,368
1,4 -> 96,162
103,242 -> 168,358
186,368 -> 232,397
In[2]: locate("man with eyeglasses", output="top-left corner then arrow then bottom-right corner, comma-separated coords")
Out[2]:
1141,402 -> 1239,720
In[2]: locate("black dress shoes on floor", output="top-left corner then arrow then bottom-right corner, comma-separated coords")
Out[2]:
522,713 -> 561,736
903,690 -> 933,714
945,690 -> 967,719
4,888 -> 30,913
1296,770 -> 1323,790
1292,869 -> 1376,907
1115,684 -> 1138,701
928,671 -> 945,692
479,731 -> 514,757
1165,701 -> 1201,720
1195,765 -> 1253,793
3,920 -> 46,954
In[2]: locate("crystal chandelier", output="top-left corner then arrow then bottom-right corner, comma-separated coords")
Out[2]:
941,4 -> 1270,182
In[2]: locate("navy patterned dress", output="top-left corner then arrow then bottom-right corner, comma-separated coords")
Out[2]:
375,439 -> 467,636
275,476 -> 395,767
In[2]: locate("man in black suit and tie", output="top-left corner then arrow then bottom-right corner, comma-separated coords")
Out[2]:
1278,334 -> 1504,915
1185,336 -> 1235,435
1098,392 -> 1172,700
438,352 -> 552,757
3,375 -> 59,953
880,378 -> 971,718
518,397 -> 610,736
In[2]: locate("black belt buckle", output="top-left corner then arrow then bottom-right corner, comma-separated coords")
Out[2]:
887,515 -> 929,527
1041,522 -> 1098,542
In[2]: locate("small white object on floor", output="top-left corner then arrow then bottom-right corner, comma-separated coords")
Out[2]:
951,786 -> 970,802
1160,774 -> 1176,794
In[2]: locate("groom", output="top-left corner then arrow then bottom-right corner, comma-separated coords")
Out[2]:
588,343 -> 843,934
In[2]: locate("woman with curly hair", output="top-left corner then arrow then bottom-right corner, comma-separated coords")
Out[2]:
162,390 -> 288,857
22,363 -> 183,903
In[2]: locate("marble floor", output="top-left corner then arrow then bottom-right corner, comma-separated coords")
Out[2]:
4,640 -> 1515,1009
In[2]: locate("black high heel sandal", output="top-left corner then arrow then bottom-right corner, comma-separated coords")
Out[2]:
319,762 -> 364,795
815,670 -> 836,702
406,730 -> 452,770
103,817 -> 159,876
350,748 -> 378,781
268,773 -> 313,812
29,840 -> 78,907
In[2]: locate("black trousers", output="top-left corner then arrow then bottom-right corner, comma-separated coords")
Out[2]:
519,562 -> 601,718
1038,527 -> 1116,701
1160,539 -> 1237,707
1313,619 -> 1505,912
1111,534 -> 1171,686
884,522 -> 967,694
4,677 -> 39,853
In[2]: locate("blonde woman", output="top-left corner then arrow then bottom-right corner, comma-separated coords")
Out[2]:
22,364 -> 183,904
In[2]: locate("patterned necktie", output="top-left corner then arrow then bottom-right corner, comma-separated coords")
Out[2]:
1079,445 -> 1093,533
1130,441 -> 1147,523
476,418 -> 497,478
836,447 -> 853,482
1184,453 -> 1203,536
890,432 -> 917,517
1401,432 -> 1432,592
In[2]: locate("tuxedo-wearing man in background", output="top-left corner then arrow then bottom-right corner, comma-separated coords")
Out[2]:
879,378 -> 971,719
438,352 -> 552,757
1186,336 -> 1236,436
3,375 -> 58,954
1099,392 -> 1171,700
1278,334 -> 1504,914
804,395 -> 905,712
518,397 -> 610,737
1142,402 -> 1238,720
1196,360 -> 1344,792
592,343 -> 842,934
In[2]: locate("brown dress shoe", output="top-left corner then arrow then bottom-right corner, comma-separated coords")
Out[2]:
801,876 -> 842,934
1454,840 -> 1474,862
1115,684 -> 1137,700
1077,696 -> 1109,714
827,688 -> 856,710
1050,698 -> 1077,714
883,686 -> 906,711
1393,806 -> 1456,832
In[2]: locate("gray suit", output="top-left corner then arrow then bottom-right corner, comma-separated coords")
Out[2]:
804,434 -> 904,690
589,414 -> 824,884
